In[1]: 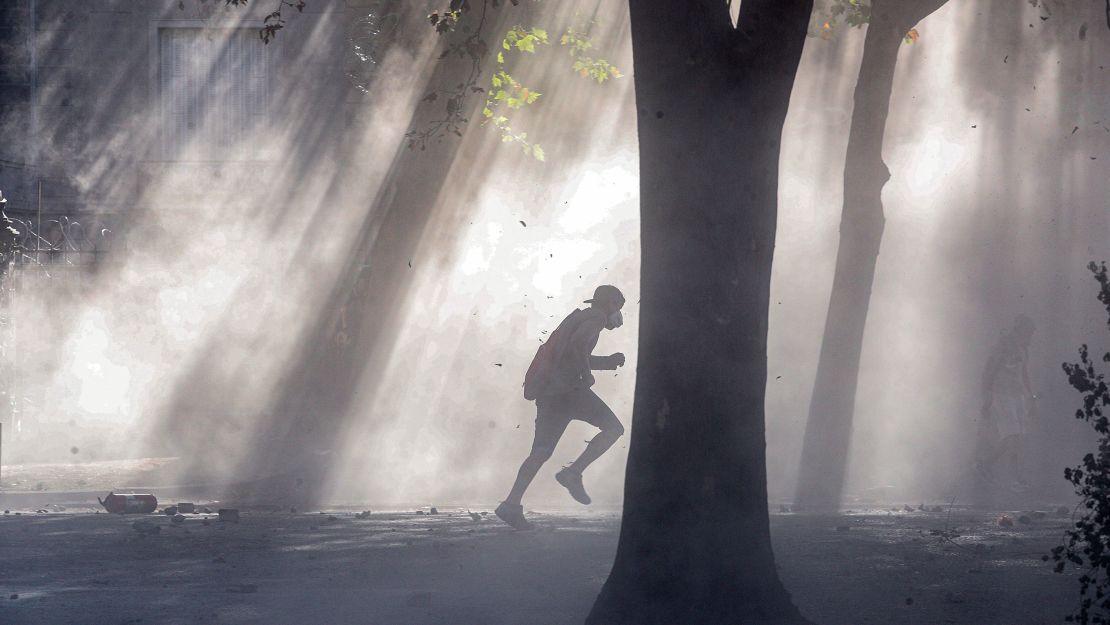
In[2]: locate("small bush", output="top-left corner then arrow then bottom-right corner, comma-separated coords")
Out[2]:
1052,261 -> 1110,624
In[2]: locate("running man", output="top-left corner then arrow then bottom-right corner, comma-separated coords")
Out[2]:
495,285 -> 628,530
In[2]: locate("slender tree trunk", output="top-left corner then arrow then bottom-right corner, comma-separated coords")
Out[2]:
794,0 -> 949,512
587,1 -> 812,623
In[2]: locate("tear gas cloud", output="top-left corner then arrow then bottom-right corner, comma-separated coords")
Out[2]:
2,0 -> 1108,509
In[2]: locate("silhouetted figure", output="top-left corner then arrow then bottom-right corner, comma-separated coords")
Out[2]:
334,265 -> 372,351
495,285 -> 627,530
976,314 -> 1037,494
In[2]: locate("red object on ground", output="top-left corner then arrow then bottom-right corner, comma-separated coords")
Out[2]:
98,492 -> 158,514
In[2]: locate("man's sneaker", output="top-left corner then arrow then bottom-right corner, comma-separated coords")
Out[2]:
556,468 -> 591,505
495,501 -> 533,530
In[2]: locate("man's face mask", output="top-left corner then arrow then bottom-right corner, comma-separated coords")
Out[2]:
606,309 -> 624,330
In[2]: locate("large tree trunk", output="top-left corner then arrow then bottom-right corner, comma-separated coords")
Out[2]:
586,1 -> 812,623
794,0 -> 949,513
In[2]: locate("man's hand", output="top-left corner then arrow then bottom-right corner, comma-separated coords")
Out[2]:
610,352 -> 626,368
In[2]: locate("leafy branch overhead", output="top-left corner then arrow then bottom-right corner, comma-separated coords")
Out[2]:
482,26 -> 549,161
810,0 -> 919,44
217,0 -> 306,43
408,1 -> 622,161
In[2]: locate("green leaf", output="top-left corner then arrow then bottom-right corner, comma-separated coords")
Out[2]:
532,144 -> 545,161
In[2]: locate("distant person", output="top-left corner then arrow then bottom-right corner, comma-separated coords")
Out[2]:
495,285 -> 628,530
976,314 -> 1037,492
335,265 -> 372,351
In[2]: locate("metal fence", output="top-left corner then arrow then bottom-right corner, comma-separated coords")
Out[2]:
0,199 -> 116,442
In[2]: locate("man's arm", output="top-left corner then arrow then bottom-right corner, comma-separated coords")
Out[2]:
590,354 -> 619,370
1020,349 -> 1035,400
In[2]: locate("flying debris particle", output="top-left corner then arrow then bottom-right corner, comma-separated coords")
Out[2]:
1080,23 -> 1089,39
408,261 -> 412,268
971,125 -> 977,128
1004,55 -> 1008,63
776,376 -> 782,380
1025,108 -> 1031,112
494,363 -> 503,367
516,424 -> 521,428
1072,126 -> 1080,134
1092,157 -> 1098,160
519,220 -> 527,227
70,446 -> 79,454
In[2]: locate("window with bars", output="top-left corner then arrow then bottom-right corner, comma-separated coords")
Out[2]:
159,28 -> 269,160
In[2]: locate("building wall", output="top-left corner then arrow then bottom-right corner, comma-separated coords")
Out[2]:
0,0 -> 393,220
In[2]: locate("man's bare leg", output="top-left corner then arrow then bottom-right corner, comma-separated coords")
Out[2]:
567,427 -> 623,474
556,418 -> 625,505
505,450 -> 551,505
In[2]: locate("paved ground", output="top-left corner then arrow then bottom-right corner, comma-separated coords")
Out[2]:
0,503 -> 1080,625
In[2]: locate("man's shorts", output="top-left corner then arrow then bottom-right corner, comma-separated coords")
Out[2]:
530,388 -> 622,456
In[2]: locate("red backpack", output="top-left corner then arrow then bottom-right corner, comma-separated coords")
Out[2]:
523,309 -> 586,401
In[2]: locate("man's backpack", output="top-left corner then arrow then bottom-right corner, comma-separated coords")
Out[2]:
523,309 -> 586,401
